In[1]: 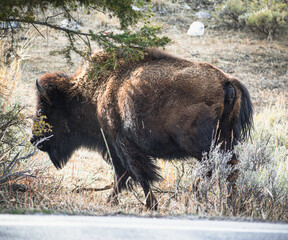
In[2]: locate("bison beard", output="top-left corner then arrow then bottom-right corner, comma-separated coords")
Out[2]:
31,49 -> 253,210
47,140 -> 75,169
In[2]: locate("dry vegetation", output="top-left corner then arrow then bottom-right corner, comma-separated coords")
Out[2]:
0,2 -> 288,222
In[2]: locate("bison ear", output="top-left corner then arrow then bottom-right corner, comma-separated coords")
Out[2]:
36,79 -> 51,105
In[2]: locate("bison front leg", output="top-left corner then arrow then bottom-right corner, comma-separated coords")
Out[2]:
116,136 -> 161,210
141,181 -> 158,210
106,150 -> 130,206
107,170 -> 129,206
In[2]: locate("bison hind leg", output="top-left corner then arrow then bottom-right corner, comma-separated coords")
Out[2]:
170,114 -> 218,161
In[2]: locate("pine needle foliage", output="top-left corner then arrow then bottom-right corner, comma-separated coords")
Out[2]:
0,0 -> 171,64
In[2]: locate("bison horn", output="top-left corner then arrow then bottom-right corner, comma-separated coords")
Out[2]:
36,79 -> 51,104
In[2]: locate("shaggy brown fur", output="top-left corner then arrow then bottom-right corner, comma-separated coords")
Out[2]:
31,48 -> 253,210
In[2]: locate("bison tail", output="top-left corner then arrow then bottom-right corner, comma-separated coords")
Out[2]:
231,79 -> 253,142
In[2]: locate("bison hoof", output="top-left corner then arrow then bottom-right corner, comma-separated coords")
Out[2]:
107,192 -> 119,206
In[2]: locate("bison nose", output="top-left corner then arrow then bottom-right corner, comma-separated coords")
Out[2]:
30,136 -> 36,145
30,135 -> 39,146
30,136 -> 45,150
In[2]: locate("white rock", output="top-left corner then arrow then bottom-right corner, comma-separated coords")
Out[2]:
195,11 -> 211,19
132,6 -> 141,11
60,19 -> 81,31
187,21 -> 204,36
182,3 -> 191,10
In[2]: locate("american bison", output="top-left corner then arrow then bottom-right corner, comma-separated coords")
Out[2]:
31,48 -> 253,210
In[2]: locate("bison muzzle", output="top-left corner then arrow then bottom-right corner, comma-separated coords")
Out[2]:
31,49 -> 253,210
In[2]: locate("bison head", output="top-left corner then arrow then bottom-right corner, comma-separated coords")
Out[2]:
31,77 -> 79,169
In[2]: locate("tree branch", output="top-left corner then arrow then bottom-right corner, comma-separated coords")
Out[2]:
6,18 -> 91,36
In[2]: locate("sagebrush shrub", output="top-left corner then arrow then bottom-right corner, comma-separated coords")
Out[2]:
0,40 -> 35,187
216,0 -> 288,39
244,6 -> 288,40
164,103 -> 288,221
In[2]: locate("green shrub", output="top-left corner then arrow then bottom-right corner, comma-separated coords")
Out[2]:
0,100 -> 33,185
216,0 -> 288,39
216,0 -> 247,28
244,6 -> 288,40
0,102 -> 27,154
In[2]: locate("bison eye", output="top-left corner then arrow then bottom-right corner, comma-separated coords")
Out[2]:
38,109 -> 44,115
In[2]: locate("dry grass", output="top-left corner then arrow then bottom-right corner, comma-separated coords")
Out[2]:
1,3 -> 288,222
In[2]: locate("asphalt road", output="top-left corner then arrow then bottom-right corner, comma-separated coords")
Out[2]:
0,214 -> 288,240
